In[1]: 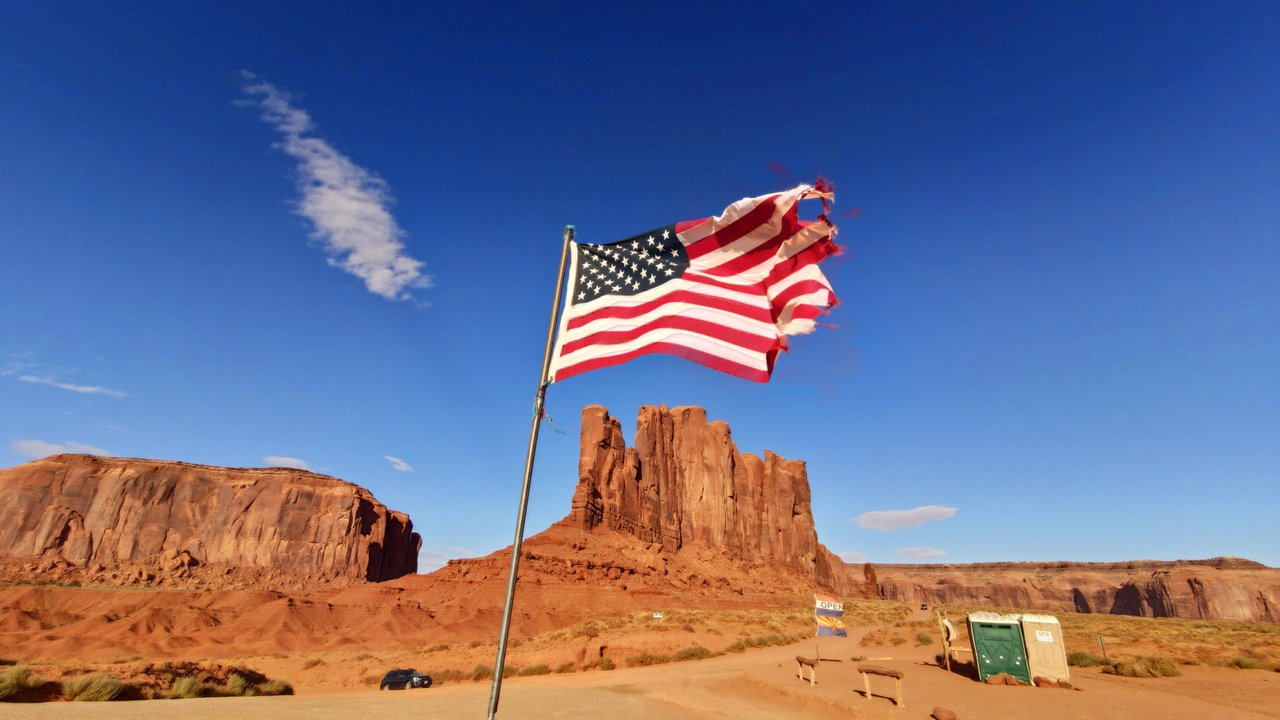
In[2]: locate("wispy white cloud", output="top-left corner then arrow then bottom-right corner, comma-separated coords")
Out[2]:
240,72 -> 430,301
838,551 -> 868,563
12,439 -> 110,459
418,544 -> 471,572
854,505 -> 957,532
384,455 -> 412,472
895,546 -> 947,560
263,455 -> 311,470
13,374 -> 127,398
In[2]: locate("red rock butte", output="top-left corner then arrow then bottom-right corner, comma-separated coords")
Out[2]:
0,454 -> 419,582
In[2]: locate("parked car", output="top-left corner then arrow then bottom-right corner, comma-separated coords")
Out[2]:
380,668 -> 433,690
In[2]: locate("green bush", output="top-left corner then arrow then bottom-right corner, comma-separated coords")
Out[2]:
0,666 -> 44,700
62,673 -> 128,702
674,646 -> 713,662
1229,656 -> 1263,670
1067,651 -> 1107,667
1104,656 -> 1181,678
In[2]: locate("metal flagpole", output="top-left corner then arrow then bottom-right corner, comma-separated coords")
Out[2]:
486,225 -> 574,720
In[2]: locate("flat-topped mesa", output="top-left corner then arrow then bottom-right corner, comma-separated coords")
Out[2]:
568,404 -> 852,593
0,454 -> 420,582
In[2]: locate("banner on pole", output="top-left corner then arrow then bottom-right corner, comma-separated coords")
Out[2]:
815,592 -> 847,637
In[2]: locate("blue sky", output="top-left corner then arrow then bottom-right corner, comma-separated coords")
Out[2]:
2,2 -> 1277,570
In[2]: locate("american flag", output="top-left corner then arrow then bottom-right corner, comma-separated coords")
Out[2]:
548,183 -> 840,383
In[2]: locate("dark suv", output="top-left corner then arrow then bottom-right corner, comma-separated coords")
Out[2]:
379,668 -> 433,690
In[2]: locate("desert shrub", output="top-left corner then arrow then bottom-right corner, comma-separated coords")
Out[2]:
426,643 -> 451,652
469,664 -> 490,682
302,658 -> 324,669
353,652 -> 374,661
891,637 -> 907,646
0,666 -> 44,700
726,640 -> 747,653
165,677 -> 209,699
255,680 -> 293,696
553,662 -> 576,674
1067,651 -> 1107,667
626,652 -> 671,667
916,631 -> 933,646
582,657 -> 615,671
62,673 -> 128,702
518,665 -> 551,677
428,668 -> 467,683
1229,656 -> 1263,670
469,640 -> 484,648
1104,656 -> 1181,678
674,646 -> 713,662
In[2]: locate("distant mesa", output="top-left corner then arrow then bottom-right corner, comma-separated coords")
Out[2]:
0,411 -> 1276,626
0,454 -> 419,584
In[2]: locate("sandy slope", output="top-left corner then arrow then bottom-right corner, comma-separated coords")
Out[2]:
4,623 -> 1277,720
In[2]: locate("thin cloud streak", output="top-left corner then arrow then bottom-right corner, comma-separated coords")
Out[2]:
384,455 -> 413,472
240,73 -> 429,301
838,551 -> 868,563
12,439 -> 110,459
263,455 -> 311,470
15,374 -> 127,398
896,546 -> 947,560
855,505 -> 957,532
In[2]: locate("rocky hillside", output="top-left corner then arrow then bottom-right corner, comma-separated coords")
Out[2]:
0,454 -> 419,582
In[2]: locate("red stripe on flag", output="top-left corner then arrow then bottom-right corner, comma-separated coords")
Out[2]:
699,213 -> 805,278
560,314 -> 778,357
675,218 -> 709,234
763,230 -> 838,288
566,288 -> 772,331
769,278 -> 836,316
683,271 -> 766,296
684,194 -> 781,260
553,341 -> 775,384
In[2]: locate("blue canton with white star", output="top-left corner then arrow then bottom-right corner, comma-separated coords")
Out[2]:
570,224 -> 690,305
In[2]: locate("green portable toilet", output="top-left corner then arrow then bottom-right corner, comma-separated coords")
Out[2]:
966,611 -> 1031,684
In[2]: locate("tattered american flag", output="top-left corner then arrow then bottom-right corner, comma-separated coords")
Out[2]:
548,182 -> 840,383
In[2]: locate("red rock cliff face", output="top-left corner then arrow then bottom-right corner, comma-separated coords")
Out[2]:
0,454 -> 420,581
567,405 -> 859,595
873,558 -> 1280,622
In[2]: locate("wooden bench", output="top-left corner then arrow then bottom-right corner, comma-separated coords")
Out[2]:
795,656 -> 818,686
857,665 -> 904,708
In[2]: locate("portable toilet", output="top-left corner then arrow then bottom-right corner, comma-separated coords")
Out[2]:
967,611 -> 1031,684
1018,613 -> 1070,682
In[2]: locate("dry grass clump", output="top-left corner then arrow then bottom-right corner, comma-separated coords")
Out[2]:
163,668 -> 293,698
62,673 -> 129,701
1103,656 -> 1181,678
427,668 -> 467,683
626,652 -> 671,667
1067,651 -> 1108,667
674,646 -> 714,661
517,664 -> 551,677
0,666 -> 45,700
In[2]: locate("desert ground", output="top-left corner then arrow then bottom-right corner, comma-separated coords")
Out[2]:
3,607 -> 1277,720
